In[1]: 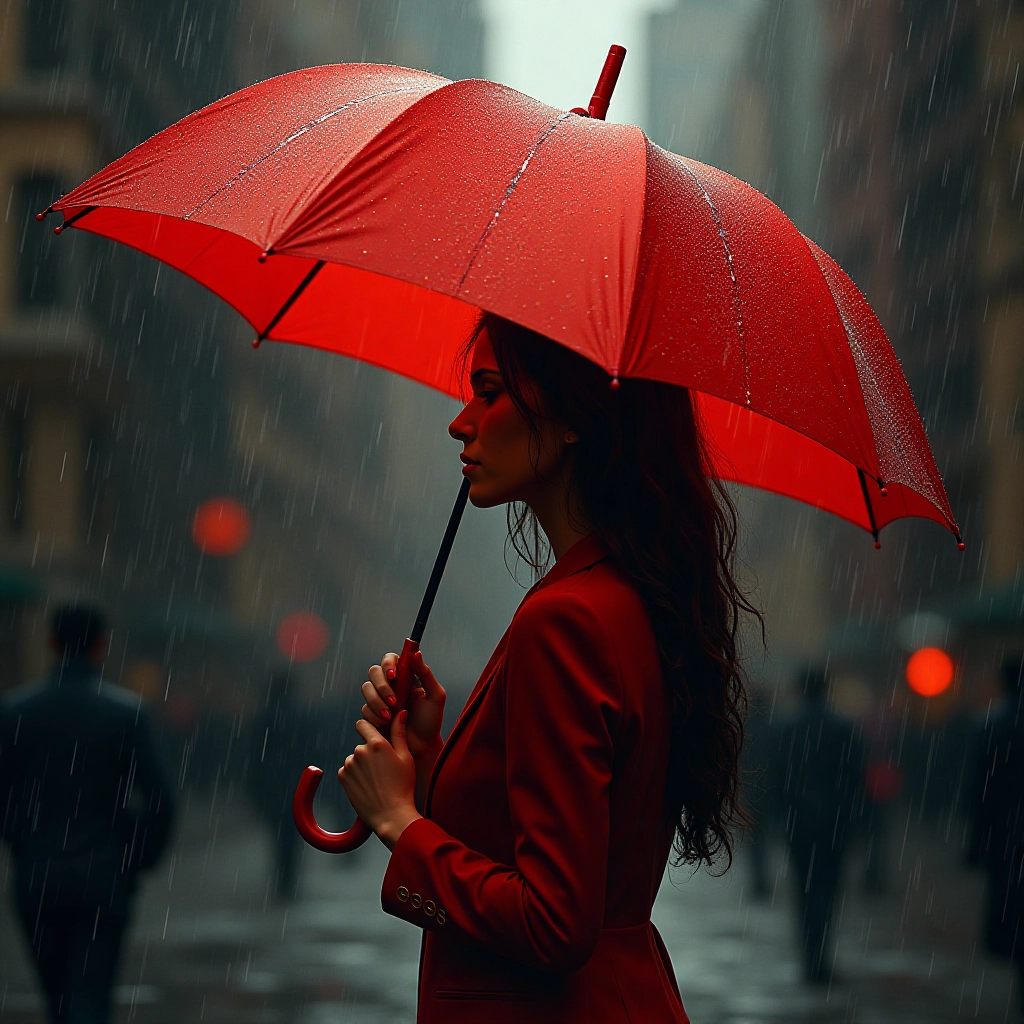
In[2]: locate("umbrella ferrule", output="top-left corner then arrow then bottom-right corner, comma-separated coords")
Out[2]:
587,45 -> 626,121
570,45 -> 626,121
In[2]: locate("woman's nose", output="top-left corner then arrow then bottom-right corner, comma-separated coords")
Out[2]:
448,403 -> 475,442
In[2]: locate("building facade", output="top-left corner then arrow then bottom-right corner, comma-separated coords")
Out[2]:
0,0 -> 495,781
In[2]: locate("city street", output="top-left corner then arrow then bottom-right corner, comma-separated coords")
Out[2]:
0,792 -> 1016,1023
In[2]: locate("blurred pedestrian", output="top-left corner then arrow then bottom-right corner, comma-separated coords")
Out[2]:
0,602 -> 175,1024
966,654 -> 1024,1009
249,668 -> 313,900
779,665 -> 865,984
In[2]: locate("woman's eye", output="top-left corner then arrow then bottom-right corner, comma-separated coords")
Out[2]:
479,390 -> 500,405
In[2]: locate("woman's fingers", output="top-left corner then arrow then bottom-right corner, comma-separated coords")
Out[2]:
368,663 -> 397,708
381,652 -> 399,683
412,651 -> 445,703
354,718 -> 383,743
361,681 -> 391,723
361,703 -> 386,727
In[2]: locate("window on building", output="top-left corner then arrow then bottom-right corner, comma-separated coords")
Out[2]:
16,177 -> 62,308
24,0 -> 70,72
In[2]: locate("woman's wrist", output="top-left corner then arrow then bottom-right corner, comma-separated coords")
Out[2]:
413,734 -> 445,767
375,805 -> 423,851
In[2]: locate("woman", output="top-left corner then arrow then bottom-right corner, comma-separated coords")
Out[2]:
338,314 -> 756,1023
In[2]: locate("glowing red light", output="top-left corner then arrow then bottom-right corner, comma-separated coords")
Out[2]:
192,499 -> 251,556
906,647 -> 955,697
276,612 -> 330,662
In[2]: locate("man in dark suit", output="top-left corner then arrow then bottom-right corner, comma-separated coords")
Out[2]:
779,665 -> 865,984
0,603 -> 175,1024
966,654 -> 1024,1011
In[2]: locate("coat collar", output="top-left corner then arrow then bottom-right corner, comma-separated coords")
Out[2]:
530,533 -> 610,594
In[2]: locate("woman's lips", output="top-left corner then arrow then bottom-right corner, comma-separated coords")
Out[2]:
460,454 -> 480,475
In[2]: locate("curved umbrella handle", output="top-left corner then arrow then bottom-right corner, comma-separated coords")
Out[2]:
292,767 -> 372,852
292,638 -> 420,854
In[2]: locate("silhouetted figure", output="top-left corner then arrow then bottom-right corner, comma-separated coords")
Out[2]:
0,604 -> 175,1024
249,669 -> 313,900
966,654 -> 1024,1009
779,666 -> 865,984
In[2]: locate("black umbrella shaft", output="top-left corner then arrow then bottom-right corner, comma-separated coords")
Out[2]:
410,477 -> 471,644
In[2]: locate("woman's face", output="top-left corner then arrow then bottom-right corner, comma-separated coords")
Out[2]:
448,331 -> 569,509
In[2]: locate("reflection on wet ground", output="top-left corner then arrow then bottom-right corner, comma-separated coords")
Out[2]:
0,795 -> 1016,1023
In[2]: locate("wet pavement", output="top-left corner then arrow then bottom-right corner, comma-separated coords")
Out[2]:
0,793 -> 1018,1023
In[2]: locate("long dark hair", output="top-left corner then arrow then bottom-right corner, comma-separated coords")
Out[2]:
466,313 -> 761,871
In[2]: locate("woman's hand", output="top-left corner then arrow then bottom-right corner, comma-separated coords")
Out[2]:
337,711 -> 421,850
361,650 -> 445,763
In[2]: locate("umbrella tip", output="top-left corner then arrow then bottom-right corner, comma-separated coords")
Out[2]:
957,539 -> 966,551
53,223 -> 63,235
252,337 -> 262,349
586,44 -> 627,121
874,540 -> 881,550
258,249 -> 272,264
609,376 -> 620,390
35,205 -> 52,221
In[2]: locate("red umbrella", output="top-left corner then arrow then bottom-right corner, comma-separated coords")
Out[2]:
42,46 -> 960,851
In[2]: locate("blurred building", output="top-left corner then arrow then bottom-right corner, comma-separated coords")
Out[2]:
647,0 -> 768,166
975,5 -> 1024,586
0,0 -> 491,773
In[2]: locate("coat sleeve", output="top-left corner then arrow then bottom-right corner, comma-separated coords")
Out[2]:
381,589 -> 622,974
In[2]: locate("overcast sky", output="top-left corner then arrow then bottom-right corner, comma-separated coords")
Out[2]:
482,0 -> 675,129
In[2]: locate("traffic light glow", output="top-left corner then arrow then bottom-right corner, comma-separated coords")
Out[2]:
906,646 -> 955,697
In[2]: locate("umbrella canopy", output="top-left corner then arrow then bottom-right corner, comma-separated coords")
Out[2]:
46,62 -> 959,546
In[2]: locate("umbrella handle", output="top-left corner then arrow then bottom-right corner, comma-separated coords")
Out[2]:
292,638 -> 420,853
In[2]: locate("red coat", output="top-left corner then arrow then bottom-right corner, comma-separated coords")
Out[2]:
382,536 -> 689,1023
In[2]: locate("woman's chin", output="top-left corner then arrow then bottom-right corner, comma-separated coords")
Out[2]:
467,481 -> 509,509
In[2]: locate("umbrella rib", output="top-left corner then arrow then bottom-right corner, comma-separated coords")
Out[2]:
185,86 -> 428,222
457,112 -> 573,292
857,467 -> 881,546
255,260 -> 326,345
53,206 -> 97,234
671,155 -> 751,407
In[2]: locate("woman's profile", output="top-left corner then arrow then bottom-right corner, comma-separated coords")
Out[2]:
337,312 -> 758,1023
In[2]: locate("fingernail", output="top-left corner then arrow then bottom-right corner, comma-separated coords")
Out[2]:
380,706 -> 391,721
400,710 -> 408,723
386,668 -> 396,681
386,694 -> 396,707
